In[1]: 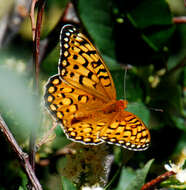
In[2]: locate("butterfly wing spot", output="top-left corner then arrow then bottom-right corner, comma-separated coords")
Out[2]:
61,87 -> 74,93
57,111 -> 63,119
64,51 -> 69,57
61,69 -> 67,76
71,53 -> 86,63
64,43 -> 69,48
50,104 -> 57,111
62,60 -> 68,67
66,127 -> 73,132
66,32 -> 70,36
81,53 -> 94,64
84,138 -> 92,142
97,122 -> 106,126
110,138 -> 117,142
68,29 -> 73,33
67,105 -> 77,113
130,136 -> 136,140
123,131 -> 131,138
52,78 -> 60,85
126,142 -> 131,146
47,95 -> 53,102
78,95 -> 89,103
78,45 -> 88,52
64,37 -> 69,42
131,128 -> 137,135
85,43 -> 94,51
109,122 -> 119,129
48,86 -> 55,93
70,131 -> 77,137
89,53 -> 99,62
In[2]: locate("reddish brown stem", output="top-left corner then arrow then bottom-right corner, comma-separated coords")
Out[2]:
141,171 -> 176,190
30,0 -> 38,41
0,114 -> 43,190
173,16 -> 186,24
29,0 -> 46,173
34,0 -> 45,90
167,56 -> 186,75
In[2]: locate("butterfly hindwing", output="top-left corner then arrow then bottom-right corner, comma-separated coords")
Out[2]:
99,111 -> 150,151
44,75 -> 106,144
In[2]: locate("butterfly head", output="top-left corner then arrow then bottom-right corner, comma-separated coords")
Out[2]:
116,100 -> 128,110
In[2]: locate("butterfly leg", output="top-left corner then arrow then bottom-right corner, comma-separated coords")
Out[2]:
36,122 -> 57,150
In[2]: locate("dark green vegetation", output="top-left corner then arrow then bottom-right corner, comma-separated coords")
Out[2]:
0,0 -> 185,189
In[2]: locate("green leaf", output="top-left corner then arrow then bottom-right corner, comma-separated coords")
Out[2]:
116,167 -> 136,190
18,187 -> 24,190
173,133 -> 186,154
61,176 -> 76,190
125,159 -> 154,190
126,102 -> 150,126
172,116 -> 186,131
126,0 -> 174,51
78,0 -> 116,60
111,69 -> 144,101
55,124 -> 64,136
127,0 -> 172,29
115,159 -> 154,190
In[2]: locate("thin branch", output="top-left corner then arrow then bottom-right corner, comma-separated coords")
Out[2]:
173,16 -> 186,24
30,0 -> 38,41
0,113 -> 43,190
38,143 -> 76,167
141,171 -> 175,190
167,56 -> 186,75
36,122 -> 57,150
33,0 -> 46,90
29,0 -> 46,174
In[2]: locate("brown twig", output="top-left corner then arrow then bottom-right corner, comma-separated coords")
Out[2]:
141,171 -> 175,190
0,113 -> 43,190
167,56 -> 186,75
38,143 -> 76,167
30,0 -> 38,41
33,0 -> 46,89
29,0 -> 46,173
173,16 -> 186,24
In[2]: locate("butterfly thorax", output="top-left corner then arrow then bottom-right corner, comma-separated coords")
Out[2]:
115,100 -> 128,111
100,100 -> 128,116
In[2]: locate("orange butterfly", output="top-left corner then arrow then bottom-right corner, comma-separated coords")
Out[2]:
44,24 -> 150,151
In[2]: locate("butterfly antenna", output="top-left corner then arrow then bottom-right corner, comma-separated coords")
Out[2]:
149,107 -> 164,112
123,66 -> 128,100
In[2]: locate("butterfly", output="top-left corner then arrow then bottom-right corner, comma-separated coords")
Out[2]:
44,24 -> 150,151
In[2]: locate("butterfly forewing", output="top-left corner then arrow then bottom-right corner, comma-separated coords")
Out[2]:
58,24 -> 116,102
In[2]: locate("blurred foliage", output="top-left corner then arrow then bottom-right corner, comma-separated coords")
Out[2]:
0,0 -> 186,190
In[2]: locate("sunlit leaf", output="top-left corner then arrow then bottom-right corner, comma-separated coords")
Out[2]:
61,176 -> 76,190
